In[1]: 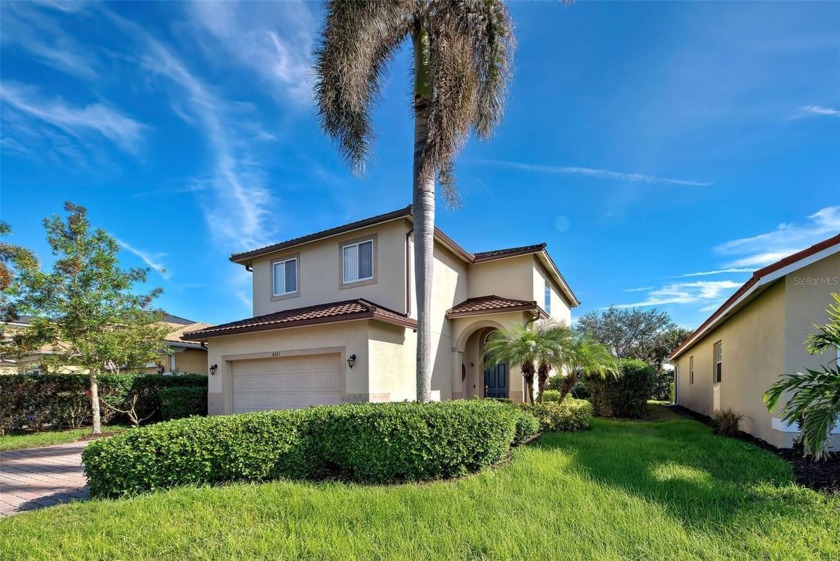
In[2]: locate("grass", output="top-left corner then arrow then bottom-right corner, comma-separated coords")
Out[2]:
0,425 -> 129,452
2,413 -> 838,560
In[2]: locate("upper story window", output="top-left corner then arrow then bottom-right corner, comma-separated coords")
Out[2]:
713,341 -> 722,383
272,256 -> 299,298
689,355 -> 694,385
544,281 -> 552,315
341,238 -> 375,285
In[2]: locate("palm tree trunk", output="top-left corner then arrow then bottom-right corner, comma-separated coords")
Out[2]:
522,361 -> 535,404
90,369 -> 101,435
537,361 -> 550,402
413,27 -> 434,403
558,372 -> 578,406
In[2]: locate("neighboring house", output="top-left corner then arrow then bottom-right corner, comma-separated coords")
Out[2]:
0,313 -> 212,375
183,205 -> 579,415
670,234 -> 840,449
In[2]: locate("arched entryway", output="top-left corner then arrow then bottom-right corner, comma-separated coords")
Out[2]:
457,325 -> 509,400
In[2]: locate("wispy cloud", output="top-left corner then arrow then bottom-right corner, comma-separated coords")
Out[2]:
0,81 -> 145,155
670,268 -> 754,278
715,206 -> 840,268
474,159 -> 711,187
623,286 -> 655,293
791,105 -> 840,118
106,10 -> 275,253
187,1 -> 315,104
116,239 -> 169,279
613,280 -> 743,309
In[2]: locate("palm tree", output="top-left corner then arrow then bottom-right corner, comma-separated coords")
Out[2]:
765,293 -> 840,459
556,330 -> 619,405
535,322 -> 572,402
315,1 -> 515,402
484,324 -> 540,404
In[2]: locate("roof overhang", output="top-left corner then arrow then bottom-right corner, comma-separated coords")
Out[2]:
670,235 -> 840,360
446,296 -> 549,320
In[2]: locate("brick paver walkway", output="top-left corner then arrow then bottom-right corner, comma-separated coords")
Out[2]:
0,441 -> 89,517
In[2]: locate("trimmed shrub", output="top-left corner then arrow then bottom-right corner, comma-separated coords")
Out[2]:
712,408 -> 744,437
651,369 -> 674,401
160,387 -> 208,420
518,398 -> 593,432
83,400 -> 528,498
512,409 -> 541,444
584,359 -> 654,418
0,374 -> 207,432
540,389 -> 561,402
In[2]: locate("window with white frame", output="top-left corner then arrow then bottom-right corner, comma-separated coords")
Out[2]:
713,341 -> 722,383
342,239 -> 374,284
272,257 -> 298,296
544,281 -> 552,315
689,355 -> 694,385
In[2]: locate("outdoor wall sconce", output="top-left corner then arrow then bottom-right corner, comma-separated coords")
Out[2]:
209,364 -> 218,376
347,354 -> 356,368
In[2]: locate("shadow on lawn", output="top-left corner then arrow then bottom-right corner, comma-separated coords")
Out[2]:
533,418 -> 815,532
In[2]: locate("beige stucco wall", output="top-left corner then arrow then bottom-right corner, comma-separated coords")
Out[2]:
467,256 -> 536,302
251,219 -> 409,317
533,262 -> 573,325
368,322 -> 416,402
205,320 -> 373,415
676,253 -> 840,449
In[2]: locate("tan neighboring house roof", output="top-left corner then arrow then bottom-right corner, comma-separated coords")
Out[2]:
670,233 -> 840,360
446,295 -> 548,319
164,321 -> 214,350
183,299 -> 417,340
228,205 -> 580,307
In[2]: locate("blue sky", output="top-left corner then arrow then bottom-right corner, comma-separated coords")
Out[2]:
1,1 -> 838,328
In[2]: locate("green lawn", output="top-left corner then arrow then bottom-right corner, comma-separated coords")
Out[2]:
0,426 -> 129,452
2,413 -> 838,560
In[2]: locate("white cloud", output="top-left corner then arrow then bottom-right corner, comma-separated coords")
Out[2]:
0,81 -> 145,155
794,105 -> 840,118
116,239 -> 169,279
474,160 -> 711,187
187,1 -> 315,105
106,11 -> 275,252
670,268 -> 754,278
613,280 -> 743,309
715,206 -> 840,268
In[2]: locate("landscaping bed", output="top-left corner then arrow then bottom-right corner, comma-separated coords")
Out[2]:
2,417 -> 837,560
671,405 -> 840,494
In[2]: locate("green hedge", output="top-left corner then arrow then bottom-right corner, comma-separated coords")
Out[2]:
0,374 -> 207,433
518,398 -> 593,432
160,387 -> 208,420
83,400 -> 535,497
584,359 -> 654,418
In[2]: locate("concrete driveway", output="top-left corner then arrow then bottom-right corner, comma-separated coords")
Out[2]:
0,441 -> 89,517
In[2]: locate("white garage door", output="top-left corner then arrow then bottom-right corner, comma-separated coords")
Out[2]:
232,353 -> 342,413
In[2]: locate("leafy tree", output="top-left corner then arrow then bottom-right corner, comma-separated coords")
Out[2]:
0,220 -> 37,317
315,0 -> 515,401
8,203 -> 169,434
765,293 -> 840,459
577,307 -> 692,370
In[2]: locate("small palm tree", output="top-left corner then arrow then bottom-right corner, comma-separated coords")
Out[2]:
484,324 -> 540,404
315,1 -> 515,402
535,322 -> 572,402
557,331 -> 619,405
765,293 -> 840,459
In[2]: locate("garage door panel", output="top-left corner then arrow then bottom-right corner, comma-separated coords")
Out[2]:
232,353 -> 342,413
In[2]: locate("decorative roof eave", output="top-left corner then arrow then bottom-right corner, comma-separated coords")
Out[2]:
446,296 -> 549,320
670,233 -> 840,361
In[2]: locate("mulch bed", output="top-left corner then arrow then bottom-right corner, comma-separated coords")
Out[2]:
669,405 -> 840,495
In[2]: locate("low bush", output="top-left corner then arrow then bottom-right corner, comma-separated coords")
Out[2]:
518,398 -> 593,432
83,400 -> 530,498
651,369 -> 674,401
584,359 -> 654,419
0,374 -> 207,433
160,387 -> 208,420
712,408 -> 744,437
540,389 -> 561,402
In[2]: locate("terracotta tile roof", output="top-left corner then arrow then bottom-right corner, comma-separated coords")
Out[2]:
473,244 -> 547,262
182,299 -> 416,340
670,233 -> 840,360
446,295 -> 547,318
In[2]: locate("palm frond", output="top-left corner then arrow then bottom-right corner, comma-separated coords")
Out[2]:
314,1 -> 413,171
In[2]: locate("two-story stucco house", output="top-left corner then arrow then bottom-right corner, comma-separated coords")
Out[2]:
671,233 -> 840,449
184,206 -> 579,415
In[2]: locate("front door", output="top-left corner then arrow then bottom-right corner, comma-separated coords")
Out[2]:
484,361 -> 508,399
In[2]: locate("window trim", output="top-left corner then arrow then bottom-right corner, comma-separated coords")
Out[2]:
339,234 -> 378,289
689,355 -> 694,385
713,340 -> 722,383
270,253 -> 300,301
544,281 -> 552,315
